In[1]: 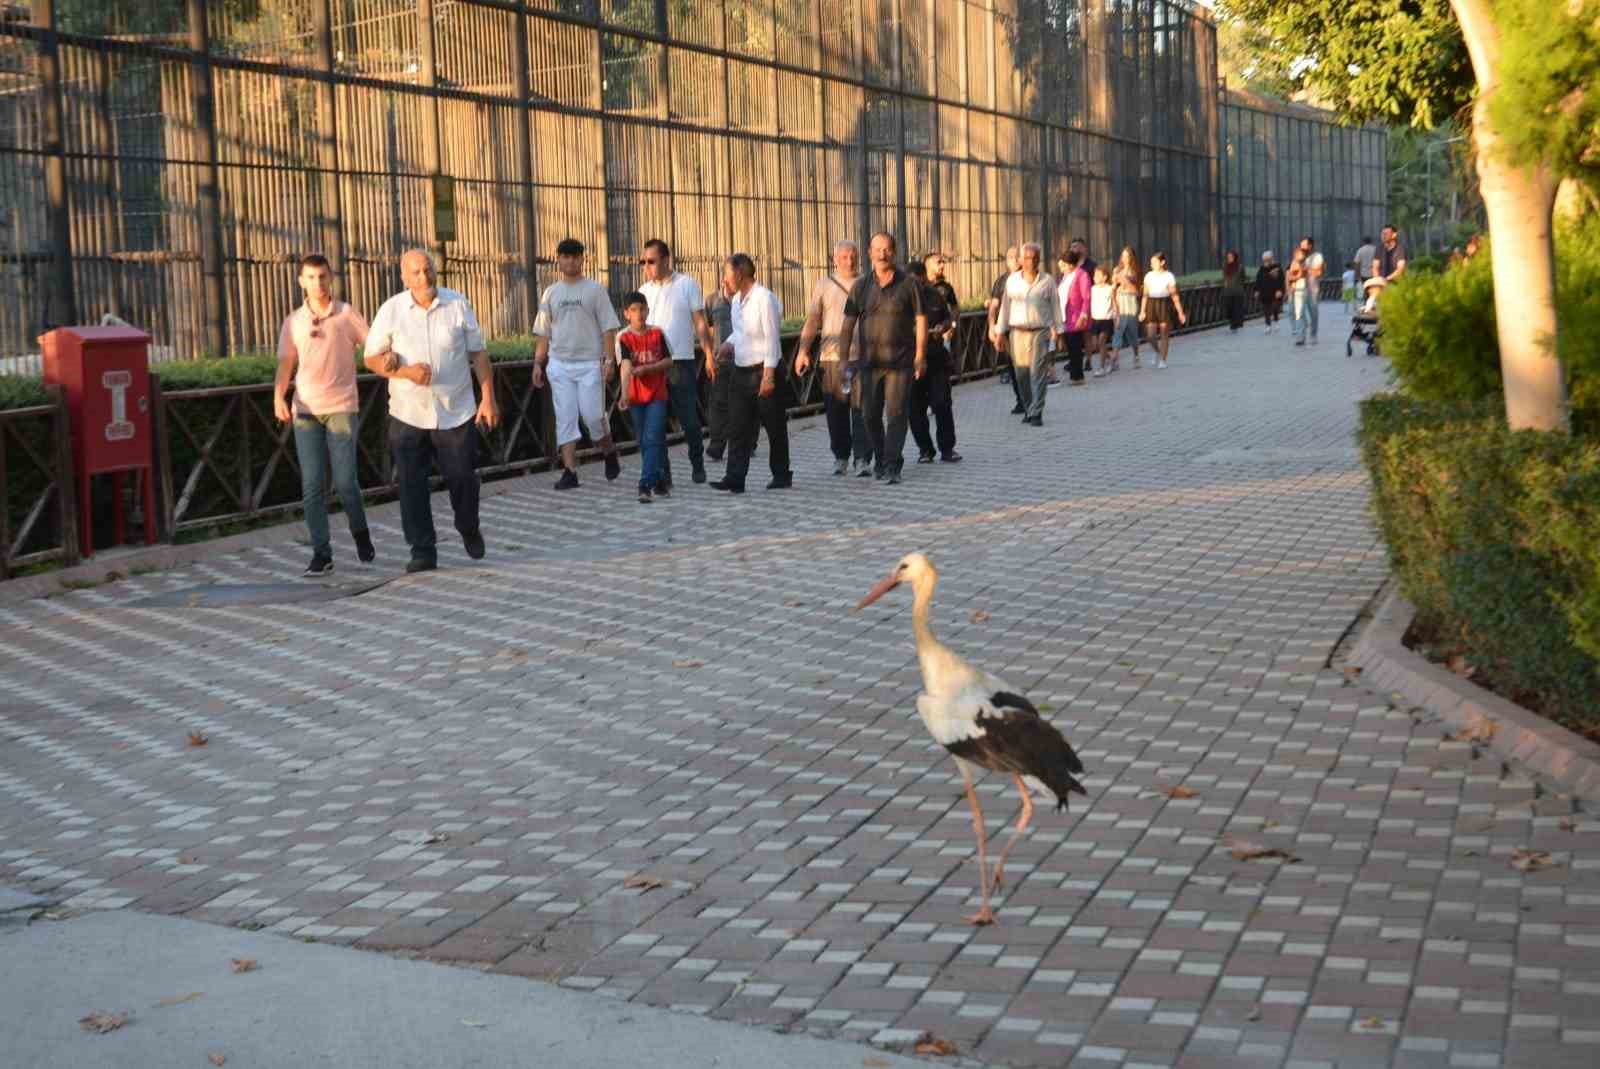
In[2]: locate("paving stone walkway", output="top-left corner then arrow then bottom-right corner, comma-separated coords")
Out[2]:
3,308 -> 1597,1069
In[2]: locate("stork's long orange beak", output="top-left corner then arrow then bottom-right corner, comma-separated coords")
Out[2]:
855,573 -> 900,611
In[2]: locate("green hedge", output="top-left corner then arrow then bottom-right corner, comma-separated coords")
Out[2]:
1358,394 -> 1600,732
1381,217 -> 1600,429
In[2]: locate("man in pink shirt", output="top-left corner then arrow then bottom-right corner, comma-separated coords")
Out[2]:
273,254 -> 373,576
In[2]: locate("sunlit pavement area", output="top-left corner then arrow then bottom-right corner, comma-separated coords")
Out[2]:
4,308 -> 1598,1069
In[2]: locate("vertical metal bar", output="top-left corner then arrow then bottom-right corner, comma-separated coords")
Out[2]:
855,0 -> 869,250
891,0 -> 908,246
512,1 -> 539,330
187,0 -> 228,357
417,0 -> 446,272
32,0 -> 77,329
312,0 -> 348,289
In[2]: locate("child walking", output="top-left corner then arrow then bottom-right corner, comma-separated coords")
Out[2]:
615,292 -> 673,503
1089,265 -> 1117,375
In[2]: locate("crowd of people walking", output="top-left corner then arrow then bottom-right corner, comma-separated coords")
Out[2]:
271,227 -> 1388,576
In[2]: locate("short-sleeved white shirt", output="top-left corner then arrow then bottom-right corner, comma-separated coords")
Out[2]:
639,272 -> 704,362
1143,270 -> 1176,299
367,286 -> 485,431
533,277 -> 620,363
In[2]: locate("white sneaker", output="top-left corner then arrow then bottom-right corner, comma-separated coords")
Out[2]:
1092,368 -> 1104,378
1157,359 -> 1168,369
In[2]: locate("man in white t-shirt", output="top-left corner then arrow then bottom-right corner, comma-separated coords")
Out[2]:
531,237 -> 623,490
639,239 -> 717,488
1295,236 -> 1325,346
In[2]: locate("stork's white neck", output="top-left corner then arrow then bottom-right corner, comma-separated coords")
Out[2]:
910,570 -> 963,694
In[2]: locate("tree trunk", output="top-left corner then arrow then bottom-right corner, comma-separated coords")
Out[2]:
1452,0 -> 1570,432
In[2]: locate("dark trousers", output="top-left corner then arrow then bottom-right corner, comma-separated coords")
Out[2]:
862,366 -> 911,474
659,361 -> 704,483
387,417 -> 480,563
908,346 -> 956,457
1223,293 -> 1246,331
724,364 -> 791,488
820,360 -> 868,462
1063,331 -> 1087,383
705,354 -> 733,457
1261,297 -> 1282,326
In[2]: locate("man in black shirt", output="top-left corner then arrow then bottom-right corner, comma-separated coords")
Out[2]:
908,253 -> 961,464
840,231 -> 926,485
988,245 -> 1022,405
1377,224 -> 1408,283
1070,236 -> 1097,281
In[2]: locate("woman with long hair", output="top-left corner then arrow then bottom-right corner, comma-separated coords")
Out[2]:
1110,246 -> 1144,369
1057,248 -> 1092,385
1138,251 -> 1186,369
1220,249 -> 1246,332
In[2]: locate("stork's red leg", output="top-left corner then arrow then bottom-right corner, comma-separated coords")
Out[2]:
957,759 -> 995,926
989,775 -> 1035,894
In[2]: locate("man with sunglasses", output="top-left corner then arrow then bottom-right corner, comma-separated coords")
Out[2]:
639,239 -> 717,488
273,253 -> 374,577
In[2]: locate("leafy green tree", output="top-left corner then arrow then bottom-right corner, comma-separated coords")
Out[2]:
1219,0 -> 1598,432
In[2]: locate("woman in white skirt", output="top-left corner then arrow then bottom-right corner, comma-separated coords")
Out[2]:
1138,251 -> 1186,369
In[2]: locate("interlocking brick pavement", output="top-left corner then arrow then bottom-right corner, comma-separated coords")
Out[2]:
3,309 -> 1598,1068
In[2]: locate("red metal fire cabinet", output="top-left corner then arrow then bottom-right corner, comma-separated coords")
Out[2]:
40,325 -> 158,555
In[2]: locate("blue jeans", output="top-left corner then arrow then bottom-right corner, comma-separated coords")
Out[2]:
659,360 -> 703,483
293,412 -> 368,557
1292,289 -> 1319,341
631,397 -> 668,491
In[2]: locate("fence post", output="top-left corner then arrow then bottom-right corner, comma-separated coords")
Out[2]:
311,0 -> 348,290
31,0 -> 76,331
47,384 -> 82,566
417,0 -> 447,275
186,0 -> 228,357
149,377 -> 175,541
511,1 -> 539,326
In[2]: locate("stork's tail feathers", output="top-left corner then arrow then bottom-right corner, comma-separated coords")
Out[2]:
1052,772 -> 1088,811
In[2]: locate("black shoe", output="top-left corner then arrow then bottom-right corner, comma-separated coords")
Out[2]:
352,529 -> 375,563
917,451 -> 936,464
940,451 -> 963,463
303,552 -> 333,578
710,479 -> 744,494
654,481 -> 671,498
462,529 -> 485,560
705,450 -> 724,463
855,462 -> 874,478
691,465 -> 707,484
605,452 -> 621,481
1010,403 -> 1025,414
887,467 -> 903,485
766,475 -> 793,490
874,467 -> 887,481
555,468 -> 579,490
638,488 -> 653,503
1026,415 -> 1043,427
405,556 -> 437,574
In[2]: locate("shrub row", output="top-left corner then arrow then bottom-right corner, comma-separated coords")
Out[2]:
1358,394 -> 1600,732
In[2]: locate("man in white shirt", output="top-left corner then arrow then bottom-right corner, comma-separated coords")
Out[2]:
1295,235 -> 1325,347
639,239 -> 717,487
994,243 -> 1063,426
710,253 -> 789,495
531,237 -> 623,490
363,249 -> 499,574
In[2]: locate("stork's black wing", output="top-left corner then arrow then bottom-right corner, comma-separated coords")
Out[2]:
944,691 -> 1087,809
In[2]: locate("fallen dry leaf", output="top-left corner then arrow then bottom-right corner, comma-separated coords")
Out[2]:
186,731 -> 208,748
623,874 -> 665,892
79,1010 -> 129,1034
393,830 -> 447,846
1160,783 -> 1199,799
229,958 -> 258,974
1341,665 -> 1363,679
1448,716 -> 1497,744
913,1032 -> 957,1056
1224,838 -> 1300,863
1560,818 -> 1578,832
1359,1015 -> 1386,1030
1446,654 -> 1477,679
672,659 -> 705,669
154,992 -> 203,1007
208,1054 -> 227,1066
1511,848 -> 1559,873
970,609 -> 991,623
864,1059 -> 893,1068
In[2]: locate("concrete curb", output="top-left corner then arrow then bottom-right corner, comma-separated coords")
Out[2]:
1349,588 -> 1600,803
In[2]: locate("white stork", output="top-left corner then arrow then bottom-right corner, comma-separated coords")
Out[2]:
857,552 -> 1086,925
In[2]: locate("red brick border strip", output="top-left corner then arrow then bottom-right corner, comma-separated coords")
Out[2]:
1349,588 -> 1600,803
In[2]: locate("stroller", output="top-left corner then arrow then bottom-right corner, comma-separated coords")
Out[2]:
1346,276 -> 1385,358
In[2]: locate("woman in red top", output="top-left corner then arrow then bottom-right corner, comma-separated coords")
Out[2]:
616,292 -> 673,502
